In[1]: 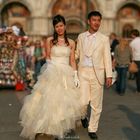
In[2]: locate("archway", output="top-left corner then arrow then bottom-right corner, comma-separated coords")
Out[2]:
50,0 -> 95,39
66,19 -> 86,40
116,2 -> 140,37
1,2 -> 30,33
122,24 -> 133,38
52,0 -> 94,20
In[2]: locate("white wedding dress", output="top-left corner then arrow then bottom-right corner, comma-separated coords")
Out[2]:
19,45 -> 83,140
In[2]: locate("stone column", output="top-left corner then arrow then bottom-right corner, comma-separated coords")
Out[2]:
100,18 -> 115,35
27,16 -> 49,38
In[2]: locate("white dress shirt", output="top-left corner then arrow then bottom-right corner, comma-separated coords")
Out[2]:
130,37 -> 140,61
83,31 -> 96,67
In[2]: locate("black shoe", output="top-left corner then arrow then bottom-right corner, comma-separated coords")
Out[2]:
88,132 -> 98,139
81,118 -> 88,128
35,133 -> 42,139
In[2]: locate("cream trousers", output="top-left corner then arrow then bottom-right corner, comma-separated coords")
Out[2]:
79,67 -> 104,132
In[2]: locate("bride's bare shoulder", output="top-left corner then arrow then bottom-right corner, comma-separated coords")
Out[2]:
68,38 -> 75,48
47,36 -> 53,42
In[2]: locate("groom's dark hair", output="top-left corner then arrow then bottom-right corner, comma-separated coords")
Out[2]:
88,11 -> 102,20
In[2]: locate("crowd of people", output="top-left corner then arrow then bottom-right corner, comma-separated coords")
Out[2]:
110,29 -> 140,96
0,26 -> 46,90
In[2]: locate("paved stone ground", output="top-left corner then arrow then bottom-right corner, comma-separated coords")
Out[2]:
0,79 -> 140,140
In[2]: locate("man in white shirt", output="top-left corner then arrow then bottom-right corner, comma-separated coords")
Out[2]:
76,11 -> 112,139
130,29 -> 140,93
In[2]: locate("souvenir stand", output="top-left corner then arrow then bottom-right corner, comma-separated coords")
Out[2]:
0,33 -> 17,88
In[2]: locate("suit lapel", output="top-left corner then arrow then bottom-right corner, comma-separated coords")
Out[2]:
82,32 -> 87,50
92,32 -> 100,53
84,40 -> 94,57
83,31 -> 100,57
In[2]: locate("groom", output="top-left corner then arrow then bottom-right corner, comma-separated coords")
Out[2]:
76,11 -> 112,139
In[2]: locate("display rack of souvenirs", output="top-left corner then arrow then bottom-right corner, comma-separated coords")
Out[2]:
0,43 -> 17,87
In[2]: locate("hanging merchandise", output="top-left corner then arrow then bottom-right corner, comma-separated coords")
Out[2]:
0,29 -> 17,88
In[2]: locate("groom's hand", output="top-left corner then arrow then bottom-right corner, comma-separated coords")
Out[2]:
106,77 -> 112,88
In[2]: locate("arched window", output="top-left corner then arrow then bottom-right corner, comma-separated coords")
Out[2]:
122,24 -> 133,38
51,0 -> 95,38
1,2 -> 30,29
52,0 -> 91,19
117,3 -> 140,38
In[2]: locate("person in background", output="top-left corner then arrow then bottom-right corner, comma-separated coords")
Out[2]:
109,32 -> 119,60
76,11 -> 112,139
33,40 -> 45,82
10,27 -> 27,90
113,38 -> 132,96
25,40 -> 34,70
41,36 -> 47,65
29,40 -> 35,71
25,40 -> 35,88
19,27 -> 26,36
129,29 -> 140,93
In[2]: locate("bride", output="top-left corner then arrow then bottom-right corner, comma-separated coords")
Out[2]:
19,14 -> 84,140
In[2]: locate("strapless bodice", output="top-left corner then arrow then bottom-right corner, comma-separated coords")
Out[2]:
51,45 -> 70,65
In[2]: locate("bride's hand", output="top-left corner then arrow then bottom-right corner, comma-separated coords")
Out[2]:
74,70 -> 80,88
46,59 -> 51,65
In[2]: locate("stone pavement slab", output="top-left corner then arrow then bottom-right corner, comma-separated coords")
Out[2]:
0,80 -> 140,140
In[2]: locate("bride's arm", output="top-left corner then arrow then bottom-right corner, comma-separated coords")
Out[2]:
70,39 -> 80,88
69,39 -> 77,70
46,37 -> 52,61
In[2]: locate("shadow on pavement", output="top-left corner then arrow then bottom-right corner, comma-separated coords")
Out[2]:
118,105 -> 140,140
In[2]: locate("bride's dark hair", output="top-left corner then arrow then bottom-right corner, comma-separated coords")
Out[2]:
52,14 -> 69,46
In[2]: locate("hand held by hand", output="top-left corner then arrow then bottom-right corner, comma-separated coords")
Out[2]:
74,70 -> 80,88
46,59 -> 51,65
106,77 -> 112,88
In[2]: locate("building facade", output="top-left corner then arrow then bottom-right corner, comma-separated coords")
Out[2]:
0,0 -> 140,39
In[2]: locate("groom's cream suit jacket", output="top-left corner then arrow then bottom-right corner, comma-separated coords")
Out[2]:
76,31 -> 112,85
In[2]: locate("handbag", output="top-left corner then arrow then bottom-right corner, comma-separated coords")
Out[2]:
129,62 -> 138,73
